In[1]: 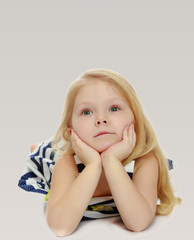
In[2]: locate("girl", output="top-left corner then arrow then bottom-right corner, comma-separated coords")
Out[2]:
18,69 -> 181,237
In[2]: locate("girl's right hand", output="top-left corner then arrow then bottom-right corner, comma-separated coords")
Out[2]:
71,129 -> 102,166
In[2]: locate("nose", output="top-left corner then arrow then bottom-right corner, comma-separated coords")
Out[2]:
95,117 -> 108,126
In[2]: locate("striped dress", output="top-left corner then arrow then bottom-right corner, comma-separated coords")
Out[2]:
18,137 -> 173,220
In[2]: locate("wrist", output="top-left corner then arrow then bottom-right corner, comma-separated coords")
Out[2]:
86,158 -> 102,169
101,153 -> 118,168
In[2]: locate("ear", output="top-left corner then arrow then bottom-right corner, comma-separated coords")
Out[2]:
67,127 -> 72,135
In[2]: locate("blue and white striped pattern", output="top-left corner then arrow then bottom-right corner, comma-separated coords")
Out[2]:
18,137 -> 60,195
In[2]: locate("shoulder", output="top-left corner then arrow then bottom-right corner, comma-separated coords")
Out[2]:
133,152 -> 158,175
53,153 -> 78,178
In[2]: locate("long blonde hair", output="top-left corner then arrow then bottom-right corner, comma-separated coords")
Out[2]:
52,68 -> 181,215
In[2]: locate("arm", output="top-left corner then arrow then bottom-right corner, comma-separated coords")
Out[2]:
101,124 -> 158,231
46,131 -> 102,237
102,153 -> 158,232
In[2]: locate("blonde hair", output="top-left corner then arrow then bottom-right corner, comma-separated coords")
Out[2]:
52,68 -> 181,215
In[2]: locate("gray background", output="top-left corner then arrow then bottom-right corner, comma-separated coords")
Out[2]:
0,0 -> 193,239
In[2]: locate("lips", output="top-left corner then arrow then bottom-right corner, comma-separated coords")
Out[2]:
94,132 -> 113,137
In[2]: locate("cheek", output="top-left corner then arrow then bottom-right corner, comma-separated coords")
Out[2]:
116,112 -> 134,135
125,110 -> 135,125
72,118 -> 91,141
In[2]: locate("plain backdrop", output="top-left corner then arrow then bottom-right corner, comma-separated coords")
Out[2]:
0,0 -> 193,239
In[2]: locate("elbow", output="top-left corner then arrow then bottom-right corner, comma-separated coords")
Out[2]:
124,215 -> 155,232
46,211 -> 76,237
126,224 -> 147,233
47,220 -> 76,237
125,206 -> 156,232
52,228 -> 74,238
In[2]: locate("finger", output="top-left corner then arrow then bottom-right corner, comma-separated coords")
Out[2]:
71,130 -> 76,146
129,124 -> 136,150
123,125 -> 129,140
128,123 -> 133,140
71,131 -> 79,152
72,131 -> 87,151
71,130 -> 82,153
132,126 -> 136,148
71,129 -> 79,142
132,132 -> 136,148
71,129 -> 75,141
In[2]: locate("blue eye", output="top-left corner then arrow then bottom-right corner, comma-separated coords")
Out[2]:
110,106 -> 120,112
82,110 -> 92,115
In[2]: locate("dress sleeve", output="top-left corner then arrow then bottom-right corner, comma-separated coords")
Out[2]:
18,137 -> 61,195
168,159 -> 173,170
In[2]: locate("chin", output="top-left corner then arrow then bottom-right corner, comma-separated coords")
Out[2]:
93,142 -> 115,153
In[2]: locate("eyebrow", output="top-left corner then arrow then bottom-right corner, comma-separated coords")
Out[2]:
75,98 -> 127,109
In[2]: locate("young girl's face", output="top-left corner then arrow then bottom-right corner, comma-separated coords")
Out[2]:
71,80 -> 135,153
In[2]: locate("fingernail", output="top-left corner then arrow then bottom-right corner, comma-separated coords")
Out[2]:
126,126 -> 129,135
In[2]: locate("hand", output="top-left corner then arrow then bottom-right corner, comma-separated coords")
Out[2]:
101,123 -> 136,162
71,129 -> 102,166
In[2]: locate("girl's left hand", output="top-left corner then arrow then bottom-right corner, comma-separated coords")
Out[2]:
101,123 -> 136,162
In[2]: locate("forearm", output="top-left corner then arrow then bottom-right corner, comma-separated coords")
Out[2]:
47,162 -> 102,236
103,156 -> 155,232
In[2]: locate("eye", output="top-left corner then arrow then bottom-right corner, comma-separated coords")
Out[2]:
81,109 -> 93,115
110,106 -> 120,112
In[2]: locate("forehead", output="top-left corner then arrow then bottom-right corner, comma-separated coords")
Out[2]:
74,80 -> 125,104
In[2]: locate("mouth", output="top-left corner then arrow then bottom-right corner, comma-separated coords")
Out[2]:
94,132 -> 114,137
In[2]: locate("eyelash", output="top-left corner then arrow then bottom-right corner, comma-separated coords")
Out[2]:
81,109 -> 93,115
110,105 -> 120,112
80,105 -> 121,115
